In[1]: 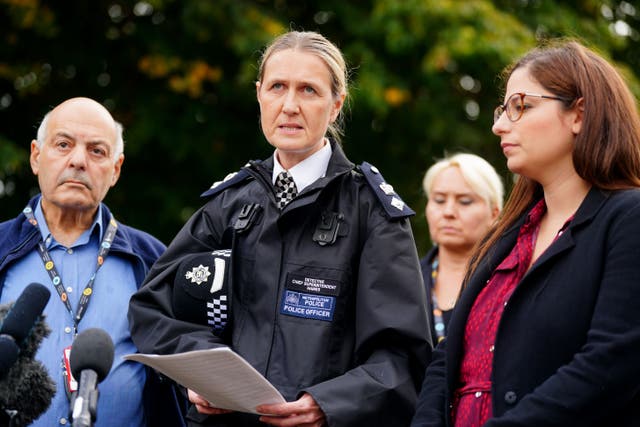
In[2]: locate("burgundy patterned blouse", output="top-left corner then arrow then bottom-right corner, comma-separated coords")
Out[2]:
452,200 -> 570,426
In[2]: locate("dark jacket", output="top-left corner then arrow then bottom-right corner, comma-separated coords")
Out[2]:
0,196 -> 186,427
129,142 -> 432,427
412,187 -> 640,427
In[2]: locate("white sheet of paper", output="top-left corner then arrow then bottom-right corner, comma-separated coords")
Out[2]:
123,347 -> 286,414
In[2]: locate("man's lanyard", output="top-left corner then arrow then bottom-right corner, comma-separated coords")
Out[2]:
23,205 -> 118,334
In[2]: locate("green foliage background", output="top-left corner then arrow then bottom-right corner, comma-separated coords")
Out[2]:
1,0 -> 639,255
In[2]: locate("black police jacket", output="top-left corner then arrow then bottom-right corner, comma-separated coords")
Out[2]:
128,141 -> 432,426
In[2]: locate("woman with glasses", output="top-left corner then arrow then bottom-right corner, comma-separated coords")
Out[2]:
411,40 -> 640,427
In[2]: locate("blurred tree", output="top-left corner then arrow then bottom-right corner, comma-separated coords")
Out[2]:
1,0 -> 638,254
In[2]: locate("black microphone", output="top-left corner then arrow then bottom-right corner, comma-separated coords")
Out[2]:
0,282 -> 55,427
0,282 -> 51,378
0,338 -> 19,380
69,328 -> 114,427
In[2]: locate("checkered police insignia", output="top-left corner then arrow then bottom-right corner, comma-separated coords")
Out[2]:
207,295 -> 228,334
185,264 -> 211,285
275,170 -> 298,210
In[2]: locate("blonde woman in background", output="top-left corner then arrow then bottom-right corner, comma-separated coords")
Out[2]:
421,153 -> 503,344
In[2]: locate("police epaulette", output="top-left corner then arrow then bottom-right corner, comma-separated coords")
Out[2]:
200,165 -> 254,198
358,161 -> 415,219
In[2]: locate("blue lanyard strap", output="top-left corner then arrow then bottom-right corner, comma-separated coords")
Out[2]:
23,205 -> 118,333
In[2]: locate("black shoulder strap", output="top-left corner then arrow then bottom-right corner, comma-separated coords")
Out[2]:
358,161 -> 415,219
200,165 -> 255,198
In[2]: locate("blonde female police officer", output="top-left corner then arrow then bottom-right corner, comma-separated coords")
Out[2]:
128,31 -> 431,427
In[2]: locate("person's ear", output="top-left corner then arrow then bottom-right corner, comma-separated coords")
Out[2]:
490,205 -> 500,222
330,93 -> 346,123
30,140 -> 41,175
111,153 -> 124,187
571,97 -> 584,135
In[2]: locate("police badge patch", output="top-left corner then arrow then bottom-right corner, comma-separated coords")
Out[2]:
185,265 -> 212,285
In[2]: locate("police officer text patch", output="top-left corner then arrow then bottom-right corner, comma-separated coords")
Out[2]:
280,290 -> 335,321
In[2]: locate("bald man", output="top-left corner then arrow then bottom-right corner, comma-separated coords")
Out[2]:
0,98 -> 184,426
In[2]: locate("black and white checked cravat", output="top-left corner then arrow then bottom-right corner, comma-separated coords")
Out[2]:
275,170 -> 298,209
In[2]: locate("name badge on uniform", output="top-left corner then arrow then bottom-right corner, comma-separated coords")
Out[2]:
286,273 -> 341,296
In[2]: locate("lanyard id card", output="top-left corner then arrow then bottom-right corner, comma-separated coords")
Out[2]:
63,345 -> 78,396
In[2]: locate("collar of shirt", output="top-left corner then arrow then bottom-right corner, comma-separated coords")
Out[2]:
272,139 -> 332,193
34,197 -> 104,249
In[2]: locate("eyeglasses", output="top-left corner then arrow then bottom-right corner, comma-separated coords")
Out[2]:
493,92 -> 574,124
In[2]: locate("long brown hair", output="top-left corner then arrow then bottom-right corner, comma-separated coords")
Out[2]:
467,40 -> 640,279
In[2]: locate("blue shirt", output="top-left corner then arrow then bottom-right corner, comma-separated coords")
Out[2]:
1,199 -> 145,427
